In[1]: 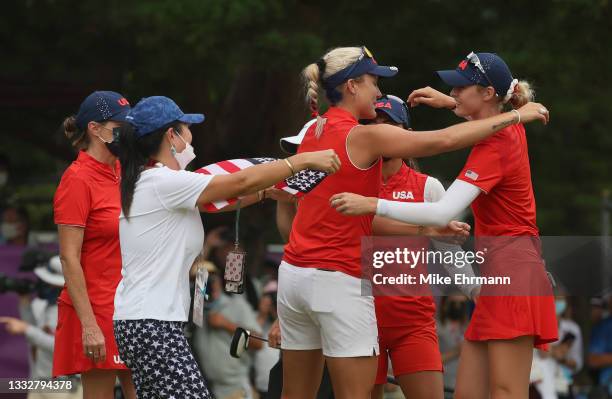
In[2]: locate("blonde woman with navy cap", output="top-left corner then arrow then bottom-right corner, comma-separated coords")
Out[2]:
332,52 -> 556,399
278,45 -> 549,399
112,96 -> 339,398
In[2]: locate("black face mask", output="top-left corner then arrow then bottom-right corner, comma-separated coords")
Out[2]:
447,302 -> 467,320
104,127 -> 121,157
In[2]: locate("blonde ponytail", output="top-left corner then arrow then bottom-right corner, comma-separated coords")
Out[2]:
302,63 -> 320,116
509,80 -> 535,109
301,46 -> 363,113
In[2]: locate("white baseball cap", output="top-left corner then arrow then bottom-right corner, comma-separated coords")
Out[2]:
279,119 -> 317,154
34,255 -> 65,287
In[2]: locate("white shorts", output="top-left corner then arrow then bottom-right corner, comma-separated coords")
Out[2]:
277,261 -> 379,357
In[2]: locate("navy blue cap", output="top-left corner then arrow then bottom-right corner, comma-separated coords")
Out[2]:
375,95 -> 410,128
126,96 -> 205,137
436,52 -> 514,98
75,91 -> 131,130
323,47 -> 398,102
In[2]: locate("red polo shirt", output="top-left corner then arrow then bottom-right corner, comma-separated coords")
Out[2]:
53,151 -> 122,309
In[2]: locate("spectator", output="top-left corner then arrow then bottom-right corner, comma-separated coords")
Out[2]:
0,207 -> 34,381
591,297 -> 607,326
554,298 -> 583,375
532,296 -> 584,399
437,293 -> 470,391
203,226 -> 260,311
196,270 -> 263,399
0,255 -> 82,398
254,280 -> 280,399
1,206 -> 30,245
588,301 -> 612,397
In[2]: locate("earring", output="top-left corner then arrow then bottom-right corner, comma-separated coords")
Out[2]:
170,145 -> 177,156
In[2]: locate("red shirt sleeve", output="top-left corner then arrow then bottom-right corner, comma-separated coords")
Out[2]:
457,139 -> 503,194
53,171 -> 91,227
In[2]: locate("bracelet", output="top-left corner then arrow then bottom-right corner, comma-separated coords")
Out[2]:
283,158 -> 296,176
510,109 -> 521,125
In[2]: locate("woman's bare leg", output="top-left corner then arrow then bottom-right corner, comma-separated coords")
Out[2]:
397,371 -> 444,399
326,356 -> 378,399
81,369 -> 117,399
488,336 -> 534,399
454,340 -> 489,399
281,349 -> 325,399
371,383 -> 384,399
117,369 -> 136,399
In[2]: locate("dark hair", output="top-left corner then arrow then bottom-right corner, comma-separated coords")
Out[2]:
438,294 -> 468,325
62,116 -> 90,150
407,158 -> 420,172
119,122 -> 181,218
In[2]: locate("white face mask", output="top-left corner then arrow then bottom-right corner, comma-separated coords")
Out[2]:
172,132 -> 196,170
1,222 -> 19,240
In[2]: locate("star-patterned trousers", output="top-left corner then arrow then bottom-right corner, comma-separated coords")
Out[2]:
114,319 -> 212,398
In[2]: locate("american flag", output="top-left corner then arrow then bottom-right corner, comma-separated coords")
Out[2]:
195,158 -> 327,211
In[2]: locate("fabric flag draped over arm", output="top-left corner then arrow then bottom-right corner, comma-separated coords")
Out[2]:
194,157 -> 327,211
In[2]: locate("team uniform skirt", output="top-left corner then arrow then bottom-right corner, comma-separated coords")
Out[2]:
53,300 -> 128,376
465,295 -> 558,349
465,241 -> 558,349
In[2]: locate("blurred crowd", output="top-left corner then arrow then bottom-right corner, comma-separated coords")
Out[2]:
1,152 -> 612,398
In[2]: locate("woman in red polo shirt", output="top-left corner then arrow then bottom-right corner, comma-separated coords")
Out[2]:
53,91 -> 136,398
332,52 -> 557,399
279,46 -> 549,399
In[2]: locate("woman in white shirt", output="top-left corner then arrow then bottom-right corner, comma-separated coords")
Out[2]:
112,96 -> 339,398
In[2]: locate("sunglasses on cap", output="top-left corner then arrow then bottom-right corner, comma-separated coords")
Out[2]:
466,51 -> 496,91
340,46 -> 375,80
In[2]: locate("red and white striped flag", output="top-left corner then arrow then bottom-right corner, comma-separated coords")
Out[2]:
195,158 -> 327,211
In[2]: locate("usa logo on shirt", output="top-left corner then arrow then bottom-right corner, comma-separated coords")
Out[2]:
464,170 -> 479,181
392,191 -> 415,200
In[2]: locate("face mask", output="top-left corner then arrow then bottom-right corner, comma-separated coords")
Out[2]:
96,132 -> 121,157
1,222 -> 19,240
172,132 -> 196,170
555,299 -> 567,316
0,172 -> 7,187
94,124 -> 121,156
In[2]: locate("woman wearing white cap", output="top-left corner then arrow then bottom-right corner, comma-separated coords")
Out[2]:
277,45 -> 549,399
332,52 -> 556,399
112,96 -> 340,398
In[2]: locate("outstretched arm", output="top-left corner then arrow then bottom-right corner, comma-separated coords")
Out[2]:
349,101 -> 548,164
331,179 -> 481,227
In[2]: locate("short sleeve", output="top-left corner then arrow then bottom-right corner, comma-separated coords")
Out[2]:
54,172 -> 91,227
154,169 -> 214,210
424,177 -> 445,203
588,322 -> 611,354
457,140 -> 503,194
